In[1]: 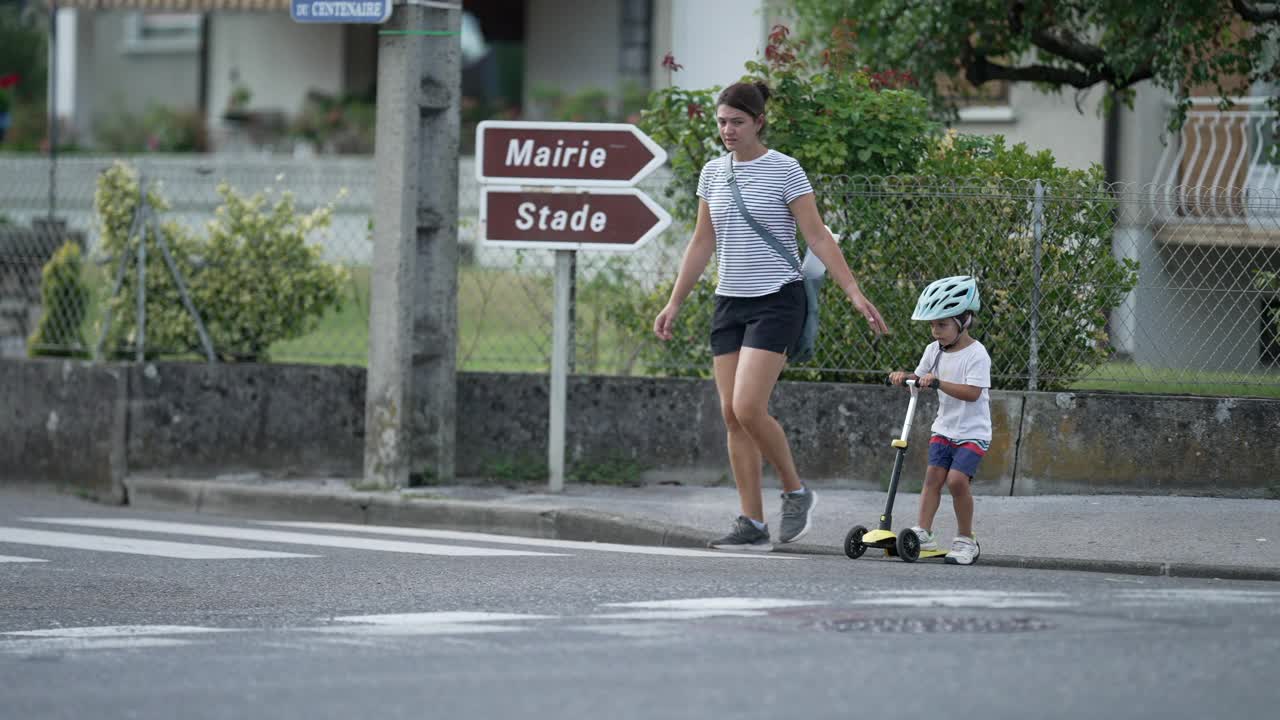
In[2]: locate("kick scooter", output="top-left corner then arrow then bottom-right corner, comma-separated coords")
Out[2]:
843,379 -> 950,563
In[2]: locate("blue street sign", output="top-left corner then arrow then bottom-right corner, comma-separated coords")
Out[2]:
291,0 -> 392,24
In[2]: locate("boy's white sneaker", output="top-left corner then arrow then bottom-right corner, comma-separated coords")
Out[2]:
909,526 -> 940,552
945,535 -> 980,565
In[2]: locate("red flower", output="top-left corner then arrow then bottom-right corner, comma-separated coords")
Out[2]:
686,102 -> 703,119
0,74 -> 19,90
661,52 -> 683,72
768,24 -> 790,45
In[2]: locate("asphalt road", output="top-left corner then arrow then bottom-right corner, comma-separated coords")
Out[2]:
2,490 -> 1278,720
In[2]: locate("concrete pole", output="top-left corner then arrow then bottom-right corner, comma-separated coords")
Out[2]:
364,3 -> 461,487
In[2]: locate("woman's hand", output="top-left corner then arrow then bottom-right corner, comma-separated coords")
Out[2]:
849,292 -> 888,336
653,303 -> 679,341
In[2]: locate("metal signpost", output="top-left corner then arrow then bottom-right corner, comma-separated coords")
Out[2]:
475,121 -> 670,491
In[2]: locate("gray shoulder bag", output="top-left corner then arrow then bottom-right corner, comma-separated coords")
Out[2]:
723,153 -> 821,363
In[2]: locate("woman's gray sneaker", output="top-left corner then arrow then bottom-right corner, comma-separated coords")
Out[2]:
778,489 -> 818,543
709,516 -> 773,552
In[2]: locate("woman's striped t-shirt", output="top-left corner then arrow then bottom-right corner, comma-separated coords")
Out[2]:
696,149 -> 814,297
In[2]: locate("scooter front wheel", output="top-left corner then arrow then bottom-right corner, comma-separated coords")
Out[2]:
844,525 -> 868,559
896,528 -> 921,563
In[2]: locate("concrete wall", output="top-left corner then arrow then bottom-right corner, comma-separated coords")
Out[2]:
4,358 -> 1279,499
0,360 -> 128,501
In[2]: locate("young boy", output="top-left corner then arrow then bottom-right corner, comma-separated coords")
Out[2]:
888,276 -> 991,565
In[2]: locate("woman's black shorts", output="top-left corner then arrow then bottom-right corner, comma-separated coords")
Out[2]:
710,281 -> 806,356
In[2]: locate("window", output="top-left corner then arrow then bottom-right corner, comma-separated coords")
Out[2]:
938,73 -> 1014,123
124,12 -> 202,54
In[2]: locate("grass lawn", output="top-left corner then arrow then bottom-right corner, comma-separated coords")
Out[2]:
269,264 -> 649,373
66,263 -> 1280,397
1068,361 -> 1280,399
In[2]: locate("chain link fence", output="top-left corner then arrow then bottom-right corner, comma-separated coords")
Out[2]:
3,154 -> 1279,396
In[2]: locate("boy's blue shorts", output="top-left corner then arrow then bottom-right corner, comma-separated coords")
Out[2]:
927,435 -> 985,479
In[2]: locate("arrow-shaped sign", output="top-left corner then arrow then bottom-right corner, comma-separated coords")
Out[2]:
481,187 -> 672,251
476,121 -> 668,187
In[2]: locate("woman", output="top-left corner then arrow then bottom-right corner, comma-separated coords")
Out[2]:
653,81 -> 888,551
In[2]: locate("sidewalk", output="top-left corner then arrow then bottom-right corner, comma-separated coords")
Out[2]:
123,476 -> 1280,582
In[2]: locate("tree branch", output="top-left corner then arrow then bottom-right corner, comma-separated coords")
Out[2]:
1231,0 -> 1280,23
963,14 -> 1153,92
1008,0 -> 1110,73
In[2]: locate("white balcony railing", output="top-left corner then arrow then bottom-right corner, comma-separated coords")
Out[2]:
1151,97 -> 1280,223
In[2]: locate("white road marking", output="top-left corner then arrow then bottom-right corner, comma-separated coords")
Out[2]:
843,590 -> 1074,609
26,519 -> 567,558
589,609 -> 770,620
4,625 -> 236,638
332,612 -> 556,625
0,554 -> 46,563
0,527 -> 316,560
303,624 -> 529,637
847,597 -> 1077,609
0,638 -> 196,654
262,521 -> 801,559
602,598 -> 825,610
294,611 -> 556,638
1114,589 -> 1280,604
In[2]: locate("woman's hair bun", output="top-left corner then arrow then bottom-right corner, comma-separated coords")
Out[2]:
753,81 -> 772,103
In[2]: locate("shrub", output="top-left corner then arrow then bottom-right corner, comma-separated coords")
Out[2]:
95,105 -> 209,153
627,27 -> 1138,390
94,161 -> 348,362
811,135 -> 1139,389
27,241 -> 89,358
95,162 -> 207,358
638,24 -> 936,226
191,182 -> 348,361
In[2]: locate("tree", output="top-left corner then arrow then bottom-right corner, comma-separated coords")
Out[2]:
0,1 -> 47,106
783,0 -> 1280,131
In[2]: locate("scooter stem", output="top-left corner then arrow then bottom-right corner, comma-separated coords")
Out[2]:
879,379 -> 921,531
899,379 -> 919,443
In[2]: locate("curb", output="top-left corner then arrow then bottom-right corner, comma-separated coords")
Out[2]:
124,478 -> 1280,584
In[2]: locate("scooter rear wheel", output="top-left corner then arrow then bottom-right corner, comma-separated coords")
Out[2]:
896,528 -> 921,563
843,526 -> 868,559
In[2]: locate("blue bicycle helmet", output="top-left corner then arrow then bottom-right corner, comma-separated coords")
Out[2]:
911,276 -> 981,322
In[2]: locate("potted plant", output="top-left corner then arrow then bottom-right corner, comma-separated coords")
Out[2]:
223,83 -> 252,123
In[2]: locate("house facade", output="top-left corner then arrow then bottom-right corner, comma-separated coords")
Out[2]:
45,0 -> 1280,374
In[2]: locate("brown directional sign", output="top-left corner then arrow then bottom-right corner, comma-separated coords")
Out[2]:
481,188 -> 672,251
476,121 -> 668,186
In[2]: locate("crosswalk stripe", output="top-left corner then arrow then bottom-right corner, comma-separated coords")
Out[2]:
4,625 -> 236,638
0,527 -> 317,560
0,554 -> 46,563
332,612 -> 557,625
602,598 -> 824,610
261,521 -> 800,559
1114,589 -> 1280,604
27,518 -> 568,558
843,590 -> 1073,609
303,624 -> 528,637
589,609 -> 770,620
0,638 -> 196,654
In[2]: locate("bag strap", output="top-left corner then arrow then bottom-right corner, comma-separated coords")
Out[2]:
723,153 -> 801,273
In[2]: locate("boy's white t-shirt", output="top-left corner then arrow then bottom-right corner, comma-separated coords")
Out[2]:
913,340 -> 993,443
